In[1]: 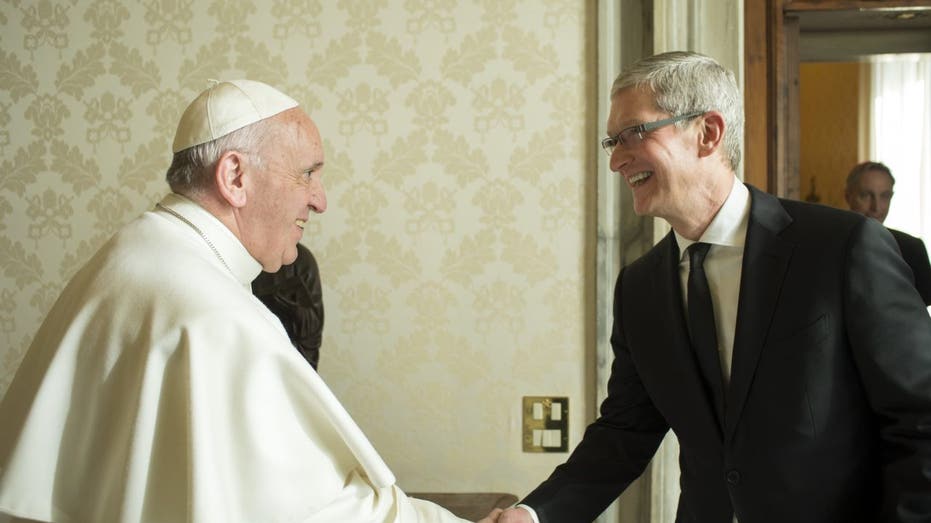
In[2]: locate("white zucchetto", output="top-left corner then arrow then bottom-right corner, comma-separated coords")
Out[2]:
171,79 -> 299,153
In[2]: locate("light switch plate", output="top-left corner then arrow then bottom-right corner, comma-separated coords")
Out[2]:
522,396 -> 568,452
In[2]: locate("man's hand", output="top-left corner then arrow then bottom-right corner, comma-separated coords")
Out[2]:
476,507 -> 503,522
495,506 -> 534,523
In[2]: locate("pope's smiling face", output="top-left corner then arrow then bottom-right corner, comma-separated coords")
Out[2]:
241,108 -> 327,273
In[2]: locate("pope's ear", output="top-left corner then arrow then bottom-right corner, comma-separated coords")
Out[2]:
214,150 -> 248,208
697,111 -> 725,158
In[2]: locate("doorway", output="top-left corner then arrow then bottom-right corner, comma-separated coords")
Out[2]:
744,0 -> 931,199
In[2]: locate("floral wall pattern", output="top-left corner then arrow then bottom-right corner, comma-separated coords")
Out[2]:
0,0 -> 594,495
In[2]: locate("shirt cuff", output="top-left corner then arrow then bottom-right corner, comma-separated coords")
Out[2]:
515,504 -> 541,523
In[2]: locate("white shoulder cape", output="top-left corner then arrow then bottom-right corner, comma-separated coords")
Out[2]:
0,194 -> 465,523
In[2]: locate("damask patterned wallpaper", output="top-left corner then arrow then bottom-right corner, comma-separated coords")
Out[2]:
0,0 -> 593,495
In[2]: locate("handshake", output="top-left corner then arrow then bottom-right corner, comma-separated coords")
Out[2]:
476,506 -> 533,523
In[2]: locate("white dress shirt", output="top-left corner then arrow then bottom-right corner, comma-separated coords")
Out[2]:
675,177 -> 750,384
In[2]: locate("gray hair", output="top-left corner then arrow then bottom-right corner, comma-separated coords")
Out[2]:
846,161 -> 895,191
165,117 -> 277,194
612,51 -> 743,172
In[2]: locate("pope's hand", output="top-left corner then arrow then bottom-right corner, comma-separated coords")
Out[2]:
496,506 -> 534,523
476,507 -> 503,522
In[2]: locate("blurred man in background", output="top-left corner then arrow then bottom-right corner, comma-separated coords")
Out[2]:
845,160 -> 931,305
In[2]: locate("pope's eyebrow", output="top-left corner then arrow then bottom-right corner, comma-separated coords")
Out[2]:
304,161 -> 324,173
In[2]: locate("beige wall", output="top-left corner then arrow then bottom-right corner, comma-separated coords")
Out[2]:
0,0 -> 595,496
799,62 -> 862,209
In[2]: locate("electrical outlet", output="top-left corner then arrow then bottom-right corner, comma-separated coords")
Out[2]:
522,396 -> 568,452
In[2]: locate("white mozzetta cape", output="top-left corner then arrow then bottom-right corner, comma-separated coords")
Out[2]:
0,194 -> 464,523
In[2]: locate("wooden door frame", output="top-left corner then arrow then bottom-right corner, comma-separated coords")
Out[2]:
743,0 -> 931,197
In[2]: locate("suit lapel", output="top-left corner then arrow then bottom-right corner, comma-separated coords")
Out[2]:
725,186 -> 794,440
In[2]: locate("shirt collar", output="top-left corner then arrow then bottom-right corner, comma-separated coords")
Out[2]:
156,192 -> 263,287
675,176 -> 751,260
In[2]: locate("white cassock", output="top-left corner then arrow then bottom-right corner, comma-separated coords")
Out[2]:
0,193 -> 466,523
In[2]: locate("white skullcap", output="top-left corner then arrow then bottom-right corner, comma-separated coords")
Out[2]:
172,79 -> 299,153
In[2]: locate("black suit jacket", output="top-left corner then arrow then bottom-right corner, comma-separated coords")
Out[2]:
889,228 -> 931,306
522,186 -> 931,523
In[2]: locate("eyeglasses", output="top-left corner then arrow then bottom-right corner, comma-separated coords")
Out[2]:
601,111 -> 705,156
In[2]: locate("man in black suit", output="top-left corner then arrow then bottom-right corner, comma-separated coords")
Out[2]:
845,160 -> 931,305
494,52 -> 931,523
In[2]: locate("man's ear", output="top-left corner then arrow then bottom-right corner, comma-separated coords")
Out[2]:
214,150 -> 248,208
697,111 -> 725,159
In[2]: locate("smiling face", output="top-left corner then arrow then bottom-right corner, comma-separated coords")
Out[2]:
240,108 -> 327,272
606,86 -> 704,223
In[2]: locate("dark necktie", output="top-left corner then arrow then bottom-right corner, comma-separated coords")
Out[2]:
687,242 -> 725,424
